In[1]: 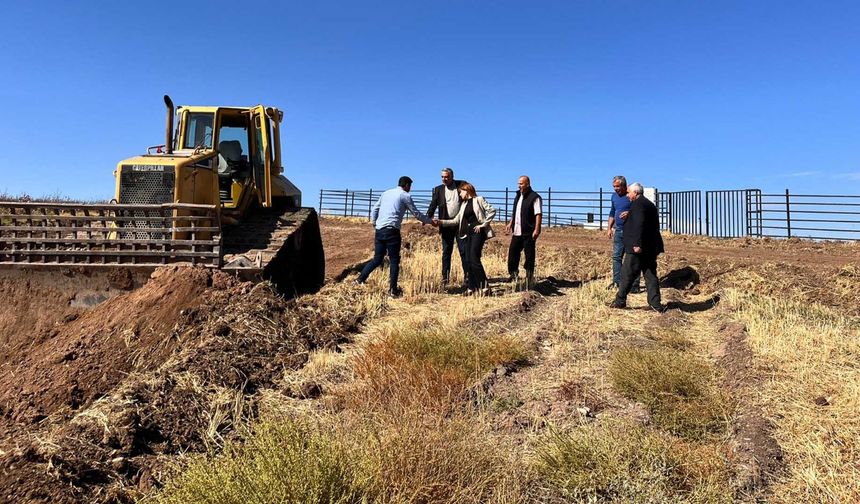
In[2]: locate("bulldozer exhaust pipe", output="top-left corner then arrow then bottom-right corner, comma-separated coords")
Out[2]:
163,95 -> 174,155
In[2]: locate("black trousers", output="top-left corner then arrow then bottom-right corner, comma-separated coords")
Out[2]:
615,252 -> 662,308
464,229 -> 488,290
440,227 -> 467,284
507,234 -> 536,276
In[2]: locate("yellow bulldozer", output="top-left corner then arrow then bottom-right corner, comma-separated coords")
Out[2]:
0,96 -> 325,295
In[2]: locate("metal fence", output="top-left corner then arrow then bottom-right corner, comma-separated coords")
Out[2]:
704,189 -> 763,238
320,187 -> 860,241
319,188 -> 612,229
758,191 -> 860,241
657,190 -> 701,235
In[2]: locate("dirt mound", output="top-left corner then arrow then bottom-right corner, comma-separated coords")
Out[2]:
0,266 -> 212,425
0,266 -> 377,503
0,268 -> 147,366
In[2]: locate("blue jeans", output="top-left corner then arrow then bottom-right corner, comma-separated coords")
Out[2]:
440,227 -> 467,284
612,228 -> 640,287
358,227 -> 401,292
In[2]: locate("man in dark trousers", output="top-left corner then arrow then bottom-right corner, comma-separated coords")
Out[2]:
426,167 -> 467,286
610,182 -> 665,311
356,176 -> 433,297
607,175 -> 641,293
505,175 -> 542,287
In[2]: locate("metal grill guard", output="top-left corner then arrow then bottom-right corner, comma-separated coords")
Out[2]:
0,202 -> 222,267
119,166 -> 175,205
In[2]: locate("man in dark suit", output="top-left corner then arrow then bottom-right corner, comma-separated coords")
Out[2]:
610,182 -> 665,312
426,167 -> 467,285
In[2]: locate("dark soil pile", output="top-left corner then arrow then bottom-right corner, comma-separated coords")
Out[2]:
0,267 -> 211,426
0,266 -> 375,504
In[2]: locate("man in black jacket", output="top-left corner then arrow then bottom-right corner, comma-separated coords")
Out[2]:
610,182 -> 665,312
426,167 -> 467,285
505,175 -> 542,287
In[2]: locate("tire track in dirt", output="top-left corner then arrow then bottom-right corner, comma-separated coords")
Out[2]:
716,321 -> 785,500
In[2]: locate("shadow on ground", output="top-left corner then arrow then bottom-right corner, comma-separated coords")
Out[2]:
531,276 -> 584,296
669,293 -> 721,313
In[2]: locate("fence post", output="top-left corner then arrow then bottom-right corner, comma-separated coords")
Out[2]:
756,190 -> 763,237
350,192 -> 355,217
547,187 -> 552,228
319,189 -> 323,216
599,187 -> 603,230
343,189 -> 349,217
785,188 -> 791,238
698,191 -> 702,235
705,193 -> 710,236
368,189 -> 373,219
505,187 -> 509,223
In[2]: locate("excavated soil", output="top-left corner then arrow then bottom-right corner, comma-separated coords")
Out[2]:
0,260 -> 374,503
0,217 -> 857,502
0,267 -> 211,426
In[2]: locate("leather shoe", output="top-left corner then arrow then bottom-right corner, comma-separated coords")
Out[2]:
650,304 -> 666,313
630,285 -> 642,294
608,300 -> 626,309
389,287 -> 403,298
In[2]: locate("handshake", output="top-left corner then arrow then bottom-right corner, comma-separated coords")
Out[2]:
429,219 -> 441,227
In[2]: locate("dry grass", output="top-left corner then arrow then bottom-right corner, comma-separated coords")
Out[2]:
609,345 -> 733,439
356,411 -> 524,503
533,420 -> 734,503
153,411 -> 525,504
0,190 -> 108,203
355,228 -> 609,299
724,288 -> 860,503
547,280 -> 617,341
346,310 -> 529,414
153,418 -> 364,504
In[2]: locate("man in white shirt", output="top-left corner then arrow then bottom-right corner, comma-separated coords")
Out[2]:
505,176 -> 542,287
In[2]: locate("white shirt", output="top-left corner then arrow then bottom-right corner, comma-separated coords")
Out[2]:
444,185 -> 460,218
513,195 -> 542,236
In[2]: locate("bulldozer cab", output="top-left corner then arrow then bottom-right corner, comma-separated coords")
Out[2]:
177,105 -> 282,210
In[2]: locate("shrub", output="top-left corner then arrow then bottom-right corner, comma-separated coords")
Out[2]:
154,413 -> 524,504
154,419 -> 364,504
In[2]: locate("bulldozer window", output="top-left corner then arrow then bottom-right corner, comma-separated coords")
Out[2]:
218,126 -> 249,157
183,113 -> 214,149
252,117 -> 274,168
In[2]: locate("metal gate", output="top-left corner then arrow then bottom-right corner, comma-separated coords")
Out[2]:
658,190 -> 701,235
705,189 -> 762,238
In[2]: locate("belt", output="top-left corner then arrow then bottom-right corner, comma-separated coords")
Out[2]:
378,225 -> 399,231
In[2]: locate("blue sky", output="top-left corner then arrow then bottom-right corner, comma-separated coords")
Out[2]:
1,0 -> 859,203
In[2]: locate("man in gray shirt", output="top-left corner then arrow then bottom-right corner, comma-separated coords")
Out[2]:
356,176 -> 432,297
426,167 -> 467,286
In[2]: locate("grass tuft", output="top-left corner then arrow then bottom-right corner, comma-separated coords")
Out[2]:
609,346 -> 732,439
349,325 -> 528,413
154,419 -> 364,504
154,413 -> 524,504
533,420 -> 733,503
